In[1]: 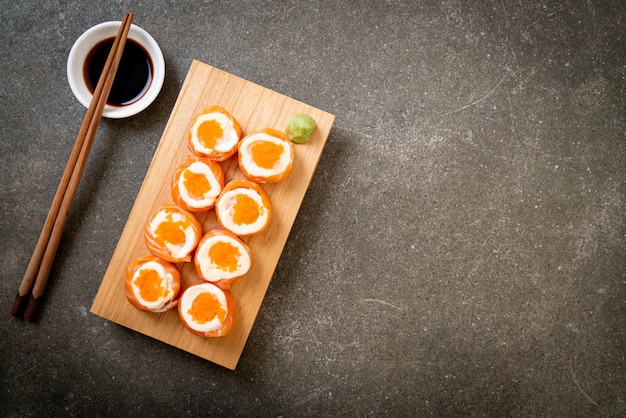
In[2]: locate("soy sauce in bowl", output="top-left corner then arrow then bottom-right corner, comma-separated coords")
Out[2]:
83,37 -> 153,107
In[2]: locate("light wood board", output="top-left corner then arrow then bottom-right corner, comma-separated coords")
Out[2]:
91,59 -> 335,369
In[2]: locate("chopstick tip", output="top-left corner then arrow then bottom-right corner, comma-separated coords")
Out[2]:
24,296 -> 42,322
10,292 -> 29,317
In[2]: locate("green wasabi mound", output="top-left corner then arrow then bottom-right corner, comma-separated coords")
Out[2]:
285,113 -> 317,144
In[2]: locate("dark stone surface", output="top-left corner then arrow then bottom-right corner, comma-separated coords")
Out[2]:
1,1 -> 624,416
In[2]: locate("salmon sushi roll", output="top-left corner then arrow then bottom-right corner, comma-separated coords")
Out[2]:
238,128 -> 294,183
144,204 -> 202,263
125,256 -> 181,313
178,282 -> 235,338
194,229 -> 252,289
215,179 -> 272,237
188,106 -> 242,162
171,156 -> 224,212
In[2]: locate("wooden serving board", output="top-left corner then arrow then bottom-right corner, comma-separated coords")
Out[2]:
91,60 -> 334,369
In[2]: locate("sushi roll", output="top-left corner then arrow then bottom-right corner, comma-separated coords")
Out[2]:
171,156 -> 224,212
238,128 -> 294,183
188,106 -> 242,162
215,179 -> 272,236
125,256 -> 181,313
194,229 -> 252,289
144,203 -> 202,263
178,282 -> 235,337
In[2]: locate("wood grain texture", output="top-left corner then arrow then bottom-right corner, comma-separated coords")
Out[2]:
90,60 -> 335,369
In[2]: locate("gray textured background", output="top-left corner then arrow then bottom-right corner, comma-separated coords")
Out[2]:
1,0 -> 624,416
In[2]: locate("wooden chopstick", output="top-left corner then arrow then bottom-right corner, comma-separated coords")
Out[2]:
11,13 -> 134,320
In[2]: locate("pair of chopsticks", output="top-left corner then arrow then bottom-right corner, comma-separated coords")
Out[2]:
10,14 -> 134,320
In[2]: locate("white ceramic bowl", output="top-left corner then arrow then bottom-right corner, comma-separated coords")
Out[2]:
67,21 -> 165,119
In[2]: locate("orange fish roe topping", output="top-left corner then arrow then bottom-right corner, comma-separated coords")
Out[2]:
134,268 -> 167,302
232,194 -> 261,225
183,169 -> 212,199
209,241 -> 241,272
154,214 -> 189,246
251,140 -> 283,169
197,119 -> 223,149
188,292 -> 227,324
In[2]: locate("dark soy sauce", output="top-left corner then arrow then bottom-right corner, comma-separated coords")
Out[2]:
83,37 -> 153,106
